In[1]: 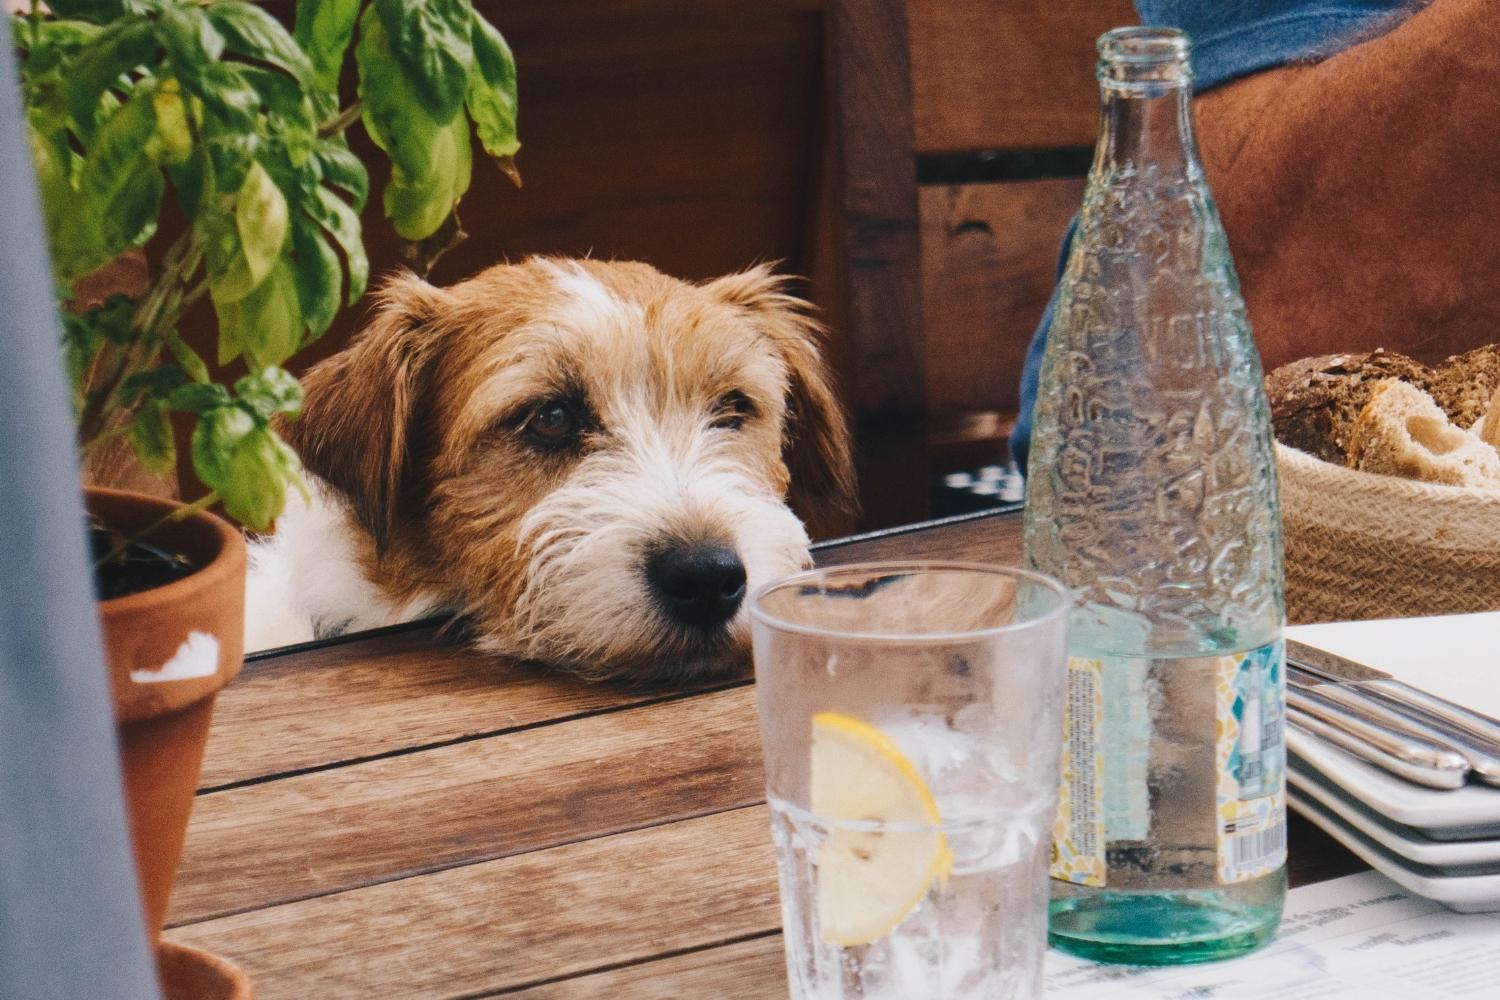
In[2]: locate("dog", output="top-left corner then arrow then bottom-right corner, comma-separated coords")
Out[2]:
245,257 -> 854,684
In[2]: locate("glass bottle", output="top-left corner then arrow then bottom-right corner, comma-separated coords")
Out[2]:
1023,27 -> 1287,965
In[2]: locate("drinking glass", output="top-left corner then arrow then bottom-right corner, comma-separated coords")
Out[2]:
750,561 -> 1070,1000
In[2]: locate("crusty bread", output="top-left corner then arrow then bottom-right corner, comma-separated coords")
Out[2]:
1346,379 -> 1500,487
1264,351 -> 1433,464
1429,345 -> 1500,430
1480,385 -> 1500,454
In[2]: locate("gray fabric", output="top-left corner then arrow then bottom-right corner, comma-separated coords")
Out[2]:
0,43 -> 161,1000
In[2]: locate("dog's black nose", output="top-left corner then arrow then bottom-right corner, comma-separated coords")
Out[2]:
646,544 -> 747,629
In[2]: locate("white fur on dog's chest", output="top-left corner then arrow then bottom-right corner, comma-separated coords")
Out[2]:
244,479 -> 443,653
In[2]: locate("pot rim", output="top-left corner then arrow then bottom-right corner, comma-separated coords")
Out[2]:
87,486 -> 246,615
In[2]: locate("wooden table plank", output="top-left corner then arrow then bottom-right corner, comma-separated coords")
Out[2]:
172,686 -> 763,926
500,935 -> 787,999
167,807 -> 780,999
202,627 -> 736,789
816,509 -> 1025,567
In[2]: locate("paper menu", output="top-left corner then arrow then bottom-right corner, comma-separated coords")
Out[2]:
1044,871 -> 1500,998
1286,611 -> 1500,717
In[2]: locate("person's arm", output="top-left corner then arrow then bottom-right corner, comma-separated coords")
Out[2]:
1196,0 -> 1500,367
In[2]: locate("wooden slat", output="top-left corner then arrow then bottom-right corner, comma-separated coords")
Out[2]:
921,179 -> 1086,422
826,0 -> 929,527
200,628 -> 734,789
817,509 -> 1025,567
172,686 -> 763,925
501,935 -> 787,999
167,807 -> 780,999
908,0 -> 1137,153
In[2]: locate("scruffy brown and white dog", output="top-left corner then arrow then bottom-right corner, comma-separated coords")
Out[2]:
245,257 -> 854,683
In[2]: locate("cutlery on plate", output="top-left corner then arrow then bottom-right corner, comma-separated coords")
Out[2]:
1286,684 -> 1469,789
1289,665 -> 1500,787
1286,639 -> 1500,755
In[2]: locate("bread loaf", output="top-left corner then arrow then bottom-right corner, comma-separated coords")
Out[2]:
1264,351 -> 1432,464
1345,379 -> 1500,487
1428,345 -> 1500,430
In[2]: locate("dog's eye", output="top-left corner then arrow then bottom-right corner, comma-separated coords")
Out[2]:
712,390 -> 756,431
524,400 -> 579,446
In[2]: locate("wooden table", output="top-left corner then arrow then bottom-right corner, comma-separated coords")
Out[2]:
164,509 -> 1366,998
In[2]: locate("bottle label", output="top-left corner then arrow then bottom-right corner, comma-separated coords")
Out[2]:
1215,640 -> 1287,883
1050,657 -> 1108,887
1050,642 -> 1286,888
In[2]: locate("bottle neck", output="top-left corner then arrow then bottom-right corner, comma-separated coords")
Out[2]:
1090,27 -> 1200,181
1092,79 -> 1199,180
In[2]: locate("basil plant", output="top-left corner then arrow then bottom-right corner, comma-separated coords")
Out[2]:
13,0 -> 519,529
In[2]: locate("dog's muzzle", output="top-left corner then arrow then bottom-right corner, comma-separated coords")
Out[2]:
645,543 -> 747,630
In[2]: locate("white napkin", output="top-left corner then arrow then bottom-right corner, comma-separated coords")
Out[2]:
1287,612 -> 1500,716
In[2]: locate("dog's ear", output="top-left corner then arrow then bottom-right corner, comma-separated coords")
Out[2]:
706,265 -> 857,519
282,272 -> 453,552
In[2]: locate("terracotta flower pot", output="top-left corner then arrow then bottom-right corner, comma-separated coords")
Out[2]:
88,487 -> 251,999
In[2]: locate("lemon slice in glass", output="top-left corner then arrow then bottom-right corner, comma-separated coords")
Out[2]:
811,711 -> 952,946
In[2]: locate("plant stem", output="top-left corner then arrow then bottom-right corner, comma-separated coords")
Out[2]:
93,490 -> 220,570
318,101 -> 364,139
77,230 -> 202,449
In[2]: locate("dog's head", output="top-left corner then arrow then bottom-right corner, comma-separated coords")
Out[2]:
285,258 -> 854,683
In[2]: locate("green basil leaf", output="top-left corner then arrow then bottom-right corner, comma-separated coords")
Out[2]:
201,117 -> 260,202
159,5 -> 258,140
190,403 -> 254,498
235,160 -> 290,291
304,185 -> 367,303
168,381 -> 232,413
14,17 -> 103,74
238,64 -> 315,133
466,15 -> 519,161
312,140 -> 368,209
294,0 -> 361,95
372,0 -> 474,123
26,118 -> 85,279
192,62 -> 261,140
216,257 -> 303,368
155,6 -> 226,101
66,17 -> 155,141
144,79 -> 192,165
289,213 -> 342,338
169,140 -> 209,219
195,418 -> 301,529
44,0 -> 143,22
383,110 -> 471,241
165,331 -> 211,384
358,12 -> 472,241
61,307 -> 110,404
235,366 -> 304,421
203,206 -> 255,305
206,4 -> 316,87
122,365 -> 187,404
74,86 -> 164,278
129,400 -> 177,474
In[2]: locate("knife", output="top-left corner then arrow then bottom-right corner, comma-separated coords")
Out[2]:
1285,713 -> 1467,790
1285,639 -> 1500,756
1285,682 -> 1469,782
1288,665 -> 1500,786
1285,691 -> 1469,789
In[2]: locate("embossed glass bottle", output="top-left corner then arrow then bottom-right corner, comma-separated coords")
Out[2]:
1023,27 -> 1287,965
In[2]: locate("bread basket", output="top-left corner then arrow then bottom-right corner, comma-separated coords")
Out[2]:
1276,443 -> 1500,622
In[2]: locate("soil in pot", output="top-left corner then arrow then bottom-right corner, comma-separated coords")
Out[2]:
89,515 -> 198,600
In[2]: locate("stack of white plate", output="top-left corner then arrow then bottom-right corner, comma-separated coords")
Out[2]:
1289,725 -> 1500,912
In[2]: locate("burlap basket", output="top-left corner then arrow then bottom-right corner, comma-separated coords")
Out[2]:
1276,443 -> 1500,623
